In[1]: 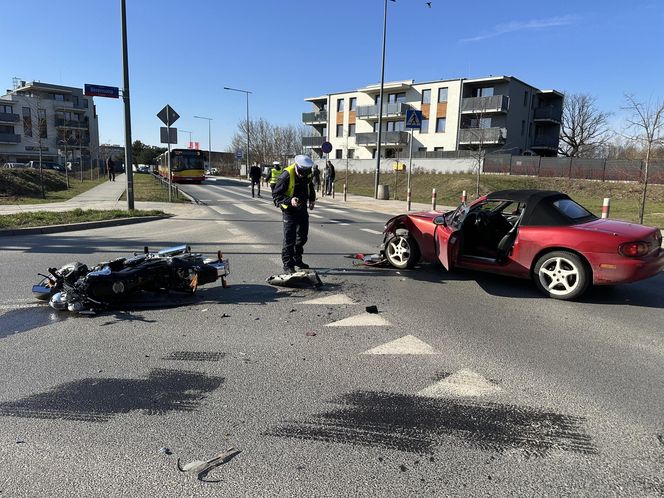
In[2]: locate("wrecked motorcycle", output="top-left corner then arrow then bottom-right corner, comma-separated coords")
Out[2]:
32,244 -> 229,313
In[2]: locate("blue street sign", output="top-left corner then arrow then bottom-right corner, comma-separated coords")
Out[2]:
84,83 -> 119,99
321,141 -> 333,154
405,109 -> 423,129
235,150 -> 243,160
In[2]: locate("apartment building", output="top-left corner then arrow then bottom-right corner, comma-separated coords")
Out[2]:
302,75 -> 563,160
0,80 -> 100,166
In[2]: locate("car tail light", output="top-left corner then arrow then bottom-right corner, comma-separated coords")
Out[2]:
619,241 -> 649,257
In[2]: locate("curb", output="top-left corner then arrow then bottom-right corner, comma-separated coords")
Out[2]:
0,215 -> 169,237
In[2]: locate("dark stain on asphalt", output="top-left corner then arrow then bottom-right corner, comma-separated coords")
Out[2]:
266,390 -> 597,456
0,368 -> 223,422
162,351 -> 226,362
0,306 -> 69,339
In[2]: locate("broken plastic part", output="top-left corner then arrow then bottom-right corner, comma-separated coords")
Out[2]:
177,447 -> 241,482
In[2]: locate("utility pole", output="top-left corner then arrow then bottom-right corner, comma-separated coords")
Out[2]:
374,0 -> 389,199
120,0 -> 135,209
224,87 -> 252,174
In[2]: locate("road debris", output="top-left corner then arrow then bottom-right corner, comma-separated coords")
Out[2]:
348,253 -> 388,267
305,331 -> 317,337
365,305 -> 379,314
177,447 -> 241,482
267,270 -> 323,288
159,447 -> 172,455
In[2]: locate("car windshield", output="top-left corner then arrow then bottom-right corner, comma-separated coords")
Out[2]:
445,204 -> 470,228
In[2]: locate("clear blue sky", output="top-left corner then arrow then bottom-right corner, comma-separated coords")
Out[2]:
3,0 -> 662,150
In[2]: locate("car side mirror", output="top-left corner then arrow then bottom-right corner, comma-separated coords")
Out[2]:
433,216 -> 447,227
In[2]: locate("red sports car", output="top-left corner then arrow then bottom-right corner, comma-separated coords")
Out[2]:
381,189 -> 664,300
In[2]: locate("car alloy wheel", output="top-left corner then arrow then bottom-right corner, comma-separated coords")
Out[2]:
385,234 -> 419,269
534,251 -> 589,300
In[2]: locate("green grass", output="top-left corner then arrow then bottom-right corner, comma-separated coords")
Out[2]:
120,173 -> 186,203
0,169 -> 106,204
0,208 -> 168,229
333,171 -> 664,227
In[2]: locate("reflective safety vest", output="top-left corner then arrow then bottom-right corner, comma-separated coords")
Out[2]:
280,164 -> 312,210
269,167 -> 282,186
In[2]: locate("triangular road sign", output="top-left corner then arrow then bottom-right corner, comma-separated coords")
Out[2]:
300,294 -> 357,305
418,369 -> 502,398
326,313 -> 391,327
362,335 -> 439,355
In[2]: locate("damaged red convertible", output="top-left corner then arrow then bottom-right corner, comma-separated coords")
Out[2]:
381,190 -> 664,300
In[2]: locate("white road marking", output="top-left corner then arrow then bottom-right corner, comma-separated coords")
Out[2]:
362,335 -> 439,355
327,219 -> 340,224
210,206 -> 230,216
227,228 -> 244,236
300,294 -> 357,305
235,203 -> 266,215
0,303 -> 42,310
309,213 -> 323,219
326,313 -> 391,327
319,207 -> 346,214
418,370 -> 502,398
269,257 -> 283,266
360,228 -> 383,235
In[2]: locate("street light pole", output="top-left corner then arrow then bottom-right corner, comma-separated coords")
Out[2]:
224,87 -> 252,174
178,129 -> 193,148
193,116 -> 212,173
120,0 -> 134,210
374,0 -> 390,199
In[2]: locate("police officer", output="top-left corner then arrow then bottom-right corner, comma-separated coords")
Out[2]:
268,160 -> 282,190
272,155 -> 316,274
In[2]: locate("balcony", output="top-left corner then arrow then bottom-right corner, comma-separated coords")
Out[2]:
534,107 -> 562,123
0,112 -> 20,123
0,133 -> 21,144
356,102 -> 411,120
302,111 -> 327,124
55,119 -> 89,129
458,127 -> 505,145
531,136 -> 559,149
461,95 -> 509,114
302,136 -> 326,147
355,131 -> 409,146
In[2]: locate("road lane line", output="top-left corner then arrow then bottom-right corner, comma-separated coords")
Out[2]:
210,206 -> 231,216
360,228 -> 383,235
319,207 -> 346,214
309,213 -> 323,219
227,228 -> 244,236
236,203 -> 267,215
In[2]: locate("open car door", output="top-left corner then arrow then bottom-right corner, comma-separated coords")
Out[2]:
433,216 -> 462,270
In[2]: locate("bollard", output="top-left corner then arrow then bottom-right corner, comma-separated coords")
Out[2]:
601,197 -> 610,219
431,188 -> 437,210
407,188 -> 412,211
461,190 -> 467,203
343,183 -> 347,202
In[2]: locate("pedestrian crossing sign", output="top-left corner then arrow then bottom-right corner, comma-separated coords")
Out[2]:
405,109 -> 423,129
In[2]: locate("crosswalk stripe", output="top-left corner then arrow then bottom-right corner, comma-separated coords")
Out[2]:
227,228 -> 244,236
360,228 -> 383,235
236,203 -> 267,215
362,335 -> 439,355
418,370 -> 502,398
326,313 -> 391,327
210,206 -> 230,216
309,213 -> 323,219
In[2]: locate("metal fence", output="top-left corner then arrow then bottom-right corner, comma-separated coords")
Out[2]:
483,155 -> 664,184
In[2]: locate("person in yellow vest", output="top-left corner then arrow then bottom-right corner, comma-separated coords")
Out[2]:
268,161 -> 282,190
272,155 -> 316,274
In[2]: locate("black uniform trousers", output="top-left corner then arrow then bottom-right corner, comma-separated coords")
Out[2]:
281,208 -> 309,268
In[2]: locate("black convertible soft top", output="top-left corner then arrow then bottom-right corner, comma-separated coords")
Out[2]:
486,189 -> 597,226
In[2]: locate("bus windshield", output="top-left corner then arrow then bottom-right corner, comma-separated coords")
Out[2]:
172,152 -> 204,172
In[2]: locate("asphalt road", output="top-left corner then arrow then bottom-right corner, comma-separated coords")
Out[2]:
1,177 -> 663,497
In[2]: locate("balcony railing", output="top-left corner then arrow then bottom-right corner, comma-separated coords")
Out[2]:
0,132 -> 21,143
356,102 -> 411,119
461,95 -> 509,114
0,112 -> 20,123
355,131 -> 409,146
302,111 -> 328,124
458,127 -> 505,144
55,119 -> 89,129
534,107 -> 562,122
531,136 -> 559,148
302,136 -> 326,147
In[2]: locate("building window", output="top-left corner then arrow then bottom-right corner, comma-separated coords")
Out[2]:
438,88 -> 448,103
0,125 -> 14,134
321,102 -> 328,111
474,87 -> 494,97
73,96 -> 79,106
322,126 -> 327,138
434,147 -> 444,152
372,148 -> 377,159
349,123 -> 356,137
523,91 -> 528,106
337,99 -> 344,112
420,119 -> 429,133
38,109 -> 47,139
22,107 -> 32,137
374,95 -> 381,105
336,124 -> 343,137
386,121 -> 405,132
373,122 -> 379,132
348,149 -> 354,159
388,92 -> 406,104
521,120 -> 525,136
83,99 -> 89,109
51,93 -> 65,101
349,97 -> 356,111
418,147 -> 427,152
0,104 -> 13,113
335,149 -> 343,159
436,117 -> 446,133
421,89 -> 431,104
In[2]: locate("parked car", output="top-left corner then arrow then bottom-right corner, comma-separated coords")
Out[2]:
27,161 -> 66,172
2,162 -> 27,168
381,189 -> 664,300
133,164 -> 150,174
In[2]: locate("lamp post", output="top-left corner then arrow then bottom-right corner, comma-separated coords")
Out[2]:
374,0 -> 392,199
178,129 -> 193,148
193,116 -> 212,172
120,0 -> 134,209
224,86 -> 252,174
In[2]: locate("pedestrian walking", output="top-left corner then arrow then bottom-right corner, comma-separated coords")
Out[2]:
106,156 -> 115,182
324,160 -> 335,195
272,155 -> 316,274
268,161 -> 282,191
249,163 -> 262,198
312,164 -> 321,192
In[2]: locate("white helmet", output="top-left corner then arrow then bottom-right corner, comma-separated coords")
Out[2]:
294,154 -> 314,173
273,161 -> 280,166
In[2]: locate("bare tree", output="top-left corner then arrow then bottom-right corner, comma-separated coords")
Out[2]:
230,119 -> 306,165
559,93 -> 611,158
621,94 -> 664,223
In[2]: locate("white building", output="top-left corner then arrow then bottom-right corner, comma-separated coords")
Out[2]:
302,75 -> 563,160
0,80 -> 100,167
